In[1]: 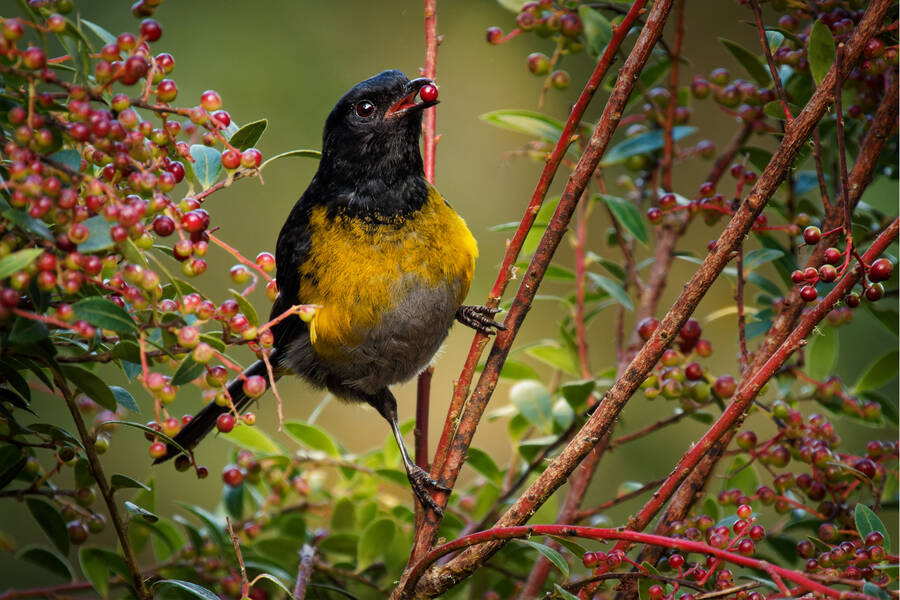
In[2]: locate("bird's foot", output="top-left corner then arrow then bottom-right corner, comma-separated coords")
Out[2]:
406,464 -> 450,516
456,305 -> 506,335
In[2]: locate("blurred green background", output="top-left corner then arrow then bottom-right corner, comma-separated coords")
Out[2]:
1,0 -> 897,588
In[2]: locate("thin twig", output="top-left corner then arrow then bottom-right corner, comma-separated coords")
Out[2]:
748,0 -> 792,122
51,367 -> 150,600
293,543 -> 317,599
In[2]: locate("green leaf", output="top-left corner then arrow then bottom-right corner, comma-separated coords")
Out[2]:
330,497 -> 356,530
560,379 -> 596,408
111,473 -> 151,492
516,539 -> 569,579
26,498 -> 69,555
808,20 -> 835,87
763,100 -> 800,121
189,145 -> 222,190
176,503 -> 228,551
548,535 -> 588,558
852,350 -> 898,394
855,503 -> 891,553
497,0 -> 528,9
578,5 -> 613,59
480,109 -> 565,144
743,248 -> 784,271
719,38 -> 770,86
223,481 -> 244,519
283,420 -> 339,457
509,380 -> 554,433
72,297 -> 138,335
171,355 -> 206,386
765,30 -> 785,51
466,447 -> 502,486
862,582 -> 892,600
80,19 -> 116,45
75,215 -> 114,253
497,359 -> 542,381
74,458 -> 93,487
526,341 -> 580,377
229,289 -> 259,327
586,273 -> 633,310
600,126 -> 696,167
152,580 -> 220,600
0,445 -> 26,489
599,195 -> 648,246
125,500 -> 159,523
554,584 -> 581,600
259,149 -> 321,170
79,548 -> 111,599
357,518 -> 395,571
223,425 -> 283,455
723,455 -> 759,496
48,149 -> 82,173
16,545 -> 73,580
0,248 -> 43,279
110,386 -> 139,413
806,326 -> 838,381
8,317 -> 49,345
228,119 -> 267,151
60,365 -> 117,411
251,573 -> 298,600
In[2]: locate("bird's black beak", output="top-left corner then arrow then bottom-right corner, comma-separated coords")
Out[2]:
384,77 -> 439,120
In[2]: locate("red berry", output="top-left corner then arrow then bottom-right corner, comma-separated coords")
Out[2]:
149,441 -> 167,459
241,148 -> 262,169
680,318 -> 702,341
637,317 -> 659,341
256,252 -> 276,272
748,525 -> 765,540
139,19 -> 162,42
23,47 -> 47,70
869,258 -> 893,282
737,539 -> 755,556
486,26 -> 503,44
582,551 -> 599,568
865,283 -> 884,302
790,270 -> 806,284
156,79 -> 177,102
211,110 -> 231,128
823,247 -> 842,265
222,466 -> 244,487
669,553 -> 685,569
200,90 -> 222,112
646,207 -> 662,223
818,264 -> 837,283
221,148 -> 241,170
658,193 -> 677,210
698,181 -> 715,198
803,226 -> 821,245
685,362 -> 703,381
216,413 -> 235,433
419,83 -> 439,103
800,285 -> 818,302
713,375 -> 736,399
243,375 -> 266,398
152,215 -> 175,237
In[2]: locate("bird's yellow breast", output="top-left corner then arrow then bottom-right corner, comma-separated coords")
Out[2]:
299,185 -> 477,360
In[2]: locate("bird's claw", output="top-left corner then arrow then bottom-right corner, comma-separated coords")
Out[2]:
456,305 -> 506,335
407,464 -> 449,516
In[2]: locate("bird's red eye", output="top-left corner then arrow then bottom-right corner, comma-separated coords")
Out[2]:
356,101 -> 375,118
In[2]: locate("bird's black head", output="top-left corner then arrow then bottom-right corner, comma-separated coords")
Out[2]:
316,70 -> 437,203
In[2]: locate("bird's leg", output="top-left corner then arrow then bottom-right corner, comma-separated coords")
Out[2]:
456,305 -> 506,335
369,389 -> 450,516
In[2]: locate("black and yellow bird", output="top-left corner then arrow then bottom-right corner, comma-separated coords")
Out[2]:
156,70 -> 503,513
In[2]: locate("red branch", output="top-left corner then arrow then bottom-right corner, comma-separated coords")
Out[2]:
404,525 -> 866,600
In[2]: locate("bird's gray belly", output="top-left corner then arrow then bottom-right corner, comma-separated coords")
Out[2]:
283,277 -> 461,396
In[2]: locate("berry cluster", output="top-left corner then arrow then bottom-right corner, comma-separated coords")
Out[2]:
486,0 -> 589,93
0,4 -> 285,472
790,225 -> 893,303
636,317 -> 737,411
